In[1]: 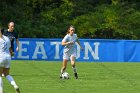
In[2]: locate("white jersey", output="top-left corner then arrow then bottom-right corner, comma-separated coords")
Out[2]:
0,35 -> 11,55
62,34 -> 77,54
0,35 -> 11,68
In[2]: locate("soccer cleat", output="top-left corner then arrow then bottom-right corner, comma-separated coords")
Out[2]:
74,73 -> 78,79
15,88 -> 20,93
59,74 -> 62,79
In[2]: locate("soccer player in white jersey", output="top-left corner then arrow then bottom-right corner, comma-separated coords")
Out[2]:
60,25 -> 83,79
0,27 -> 20,93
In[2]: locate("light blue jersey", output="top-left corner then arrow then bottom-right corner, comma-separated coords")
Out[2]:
0,35 -> 11,68
0,35 -> 11,57
62,34 -> 77,55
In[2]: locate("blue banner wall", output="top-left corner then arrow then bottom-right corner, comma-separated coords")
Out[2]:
12,38 -> 140,62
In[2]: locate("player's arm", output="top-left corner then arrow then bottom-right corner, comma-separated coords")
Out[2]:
76,38 -> 84,50
62,35 -> 73,46
15,32 -> 19,51
9,47 -> 14,56
62,41 -> 73,46
16,39 -> 19,51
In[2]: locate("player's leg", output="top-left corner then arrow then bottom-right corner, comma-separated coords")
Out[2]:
3,68 -> 20,93
60,53 -> 69,78
60,59 -> 68,78
0,59 -> 4,93
0,67 -> 3,93
70,55 -> 78,79
4,56 -> 20,93
2,51 -> 14,77
0,76 -> 2,93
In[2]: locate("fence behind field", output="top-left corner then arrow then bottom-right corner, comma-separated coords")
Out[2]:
12,38 -> 140,62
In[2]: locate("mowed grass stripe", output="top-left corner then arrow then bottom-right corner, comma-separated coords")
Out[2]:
3,61 -> 140,93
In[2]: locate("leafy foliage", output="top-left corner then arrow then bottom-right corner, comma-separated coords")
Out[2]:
0,0 -> 140,39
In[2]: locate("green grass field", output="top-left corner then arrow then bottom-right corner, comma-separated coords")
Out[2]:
3,60 -> 140,93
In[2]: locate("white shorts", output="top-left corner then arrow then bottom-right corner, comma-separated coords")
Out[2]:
0,55 -> 11,68
63,49 -> 76,60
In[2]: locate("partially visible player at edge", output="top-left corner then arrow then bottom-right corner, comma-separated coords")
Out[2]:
0,27 -> 20,93
3,21 -> 19,56
60,25 -> 83,79
3,22 -> 20,93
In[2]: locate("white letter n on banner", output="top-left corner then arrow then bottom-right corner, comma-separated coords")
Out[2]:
84,42 -> 100,60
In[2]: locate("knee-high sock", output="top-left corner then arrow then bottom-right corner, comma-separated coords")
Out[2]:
72,66 -> 77,73
0,76 -> 3,93
6,75 -> 18,89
